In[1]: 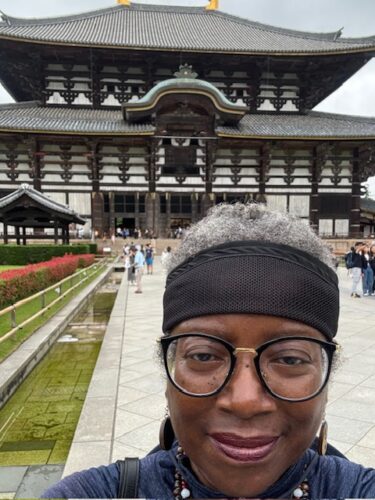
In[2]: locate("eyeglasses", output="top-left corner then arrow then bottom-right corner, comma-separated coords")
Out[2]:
160,333 -> 338,402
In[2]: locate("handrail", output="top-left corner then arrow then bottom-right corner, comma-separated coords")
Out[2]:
0,260 -> 109,344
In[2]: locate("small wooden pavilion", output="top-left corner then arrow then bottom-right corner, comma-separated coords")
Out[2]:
0,184 -> 86,244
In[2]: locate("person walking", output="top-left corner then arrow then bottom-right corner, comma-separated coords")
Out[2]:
134,245 -> 145,293
347,242 -> 367,298
362,245 -> 374,296
145,243 -> 154,275
125,247 -> 135,286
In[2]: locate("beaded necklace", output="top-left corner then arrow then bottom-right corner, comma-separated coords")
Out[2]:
173,447 -> 311,500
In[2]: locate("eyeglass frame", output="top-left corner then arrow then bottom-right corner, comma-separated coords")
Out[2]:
159,333 -> 338,402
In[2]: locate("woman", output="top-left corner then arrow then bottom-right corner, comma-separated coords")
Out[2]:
361,244 -> 374,296
370,244 -> 375,295
43,204 -> 375,498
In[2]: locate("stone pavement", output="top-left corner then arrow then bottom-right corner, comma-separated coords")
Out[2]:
65,261 -> 375,475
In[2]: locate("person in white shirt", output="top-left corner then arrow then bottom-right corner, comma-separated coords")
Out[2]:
134,245 -> 145,293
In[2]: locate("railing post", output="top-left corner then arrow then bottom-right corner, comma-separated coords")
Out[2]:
41,291 -> 46,309
10,307 -> 17,328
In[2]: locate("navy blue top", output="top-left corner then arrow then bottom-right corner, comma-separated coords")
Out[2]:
42,445 -> 375,499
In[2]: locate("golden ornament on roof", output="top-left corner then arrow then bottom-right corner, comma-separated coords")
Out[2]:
206,0 -> 219,10
117,0 -> 131,6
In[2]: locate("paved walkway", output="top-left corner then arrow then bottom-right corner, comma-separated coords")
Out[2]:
66,261 -> 375,472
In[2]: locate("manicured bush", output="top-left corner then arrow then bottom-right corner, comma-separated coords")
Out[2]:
0,254 -> 95,308
0,244 -> 93,265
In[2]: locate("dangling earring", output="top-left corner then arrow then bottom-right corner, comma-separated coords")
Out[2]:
159,407 -> 175,450
318,419 -> 328,456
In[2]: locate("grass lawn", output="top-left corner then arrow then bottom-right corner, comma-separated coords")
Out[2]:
0,265 -> 107,362
0,265 -> 23,272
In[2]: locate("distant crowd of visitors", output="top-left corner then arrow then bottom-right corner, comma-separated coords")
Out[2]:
123,242 -> 172,294
345,242 -> 375,298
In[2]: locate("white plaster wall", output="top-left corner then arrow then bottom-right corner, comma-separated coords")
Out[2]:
319,219 -> 333,236
289,195 -> 310,217
266,195 -> 288,213
68,192 -> 91,215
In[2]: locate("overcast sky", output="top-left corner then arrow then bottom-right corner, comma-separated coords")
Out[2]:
0,0 -> 374,192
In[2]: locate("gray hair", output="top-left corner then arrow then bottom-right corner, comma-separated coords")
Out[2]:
167,203 -> 335,273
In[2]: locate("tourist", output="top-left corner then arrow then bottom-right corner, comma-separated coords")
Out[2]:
134,244 -> 145,294
362,245 -> 374,296
370,244 -> 375,295
346,242 -> 367,297
161,245 -> 172,269
145,243 -> 154,275
42,203 -> 375,499
125,247 -> 135,286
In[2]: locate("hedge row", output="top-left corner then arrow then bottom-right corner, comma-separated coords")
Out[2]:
0,243 -> 97,265
0,254 -> 95,308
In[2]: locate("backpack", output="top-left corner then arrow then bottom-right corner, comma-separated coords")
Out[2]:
345,251 -> 354,269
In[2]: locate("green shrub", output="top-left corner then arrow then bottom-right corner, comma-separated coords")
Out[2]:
0,244 -> 93,265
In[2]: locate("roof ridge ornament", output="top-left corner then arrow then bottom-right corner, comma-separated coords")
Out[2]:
21,183 -> 31,190
117,0 -> 131,6
174,64 -> 198,79
206,0 -> 219,10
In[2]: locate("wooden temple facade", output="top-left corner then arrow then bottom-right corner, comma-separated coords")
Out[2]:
0,1 -> 375,237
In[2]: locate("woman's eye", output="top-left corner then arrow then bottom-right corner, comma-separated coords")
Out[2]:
278,356 -> 306,366
190,352 -> 218,362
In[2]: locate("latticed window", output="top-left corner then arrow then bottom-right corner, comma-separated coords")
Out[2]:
170,195 -> 192,214
114,194 -> 135,213
319,194 -> 351,216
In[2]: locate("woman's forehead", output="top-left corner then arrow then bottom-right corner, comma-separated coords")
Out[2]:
171,314 -> 326,343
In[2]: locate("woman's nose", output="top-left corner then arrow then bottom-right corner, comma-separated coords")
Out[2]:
216,354 -> 278,417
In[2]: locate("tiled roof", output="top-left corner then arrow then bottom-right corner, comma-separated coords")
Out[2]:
361,198 -> 375,214
217,112 -> 375,139
0,4 -> 374,54
0,183 -> 86,223
0,102 -> 154,135
1,102 -> 375,139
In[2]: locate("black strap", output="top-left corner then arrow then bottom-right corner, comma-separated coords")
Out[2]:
117,457 -> 140,498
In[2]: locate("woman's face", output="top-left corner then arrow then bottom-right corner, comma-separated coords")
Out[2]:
167,314 -> 328,498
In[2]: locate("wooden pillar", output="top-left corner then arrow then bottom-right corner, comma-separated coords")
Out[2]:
54,222 -> 59,244
258,143 -> 271,201
309,146 -> 321,234
3,223 -> 8,244
66,224 -> 70,245
109,192 -> 115,236
145,192 -> 160,235
15,226 -> 20,245
22,226 -> 26,246
26,138 -> 43,191
350,148 -> 362,238
166,193 -> 171,237
91,192 -> 105,238
191,193 -> 199,223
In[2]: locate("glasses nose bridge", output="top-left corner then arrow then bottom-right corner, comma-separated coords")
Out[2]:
233,347 -> 258,358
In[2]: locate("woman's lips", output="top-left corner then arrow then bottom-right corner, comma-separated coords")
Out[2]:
210,433 -> 279,463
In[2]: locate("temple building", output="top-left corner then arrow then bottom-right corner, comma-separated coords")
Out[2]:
0,0 -> 375,237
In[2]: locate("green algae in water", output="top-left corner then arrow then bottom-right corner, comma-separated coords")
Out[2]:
0,292 -> 116,467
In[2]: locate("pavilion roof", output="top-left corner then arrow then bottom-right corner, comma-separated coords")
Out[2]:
360,198 -> 375,215
0,4 -> 375,55
1,102 -> 375,140
0,184 -> 86,224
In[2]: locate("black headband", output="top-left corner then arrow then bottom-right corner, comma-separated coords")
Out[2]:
163,240 -> 339,340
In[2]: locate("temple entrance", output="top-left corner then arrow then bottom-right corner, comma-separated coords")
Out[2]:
170,218 -> 191,238
115,217 -> 135,237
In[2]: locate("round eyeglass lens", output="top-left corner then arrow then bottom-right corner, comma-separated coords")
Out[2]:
165,336 -> 231,395
259,339 -> 330,400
